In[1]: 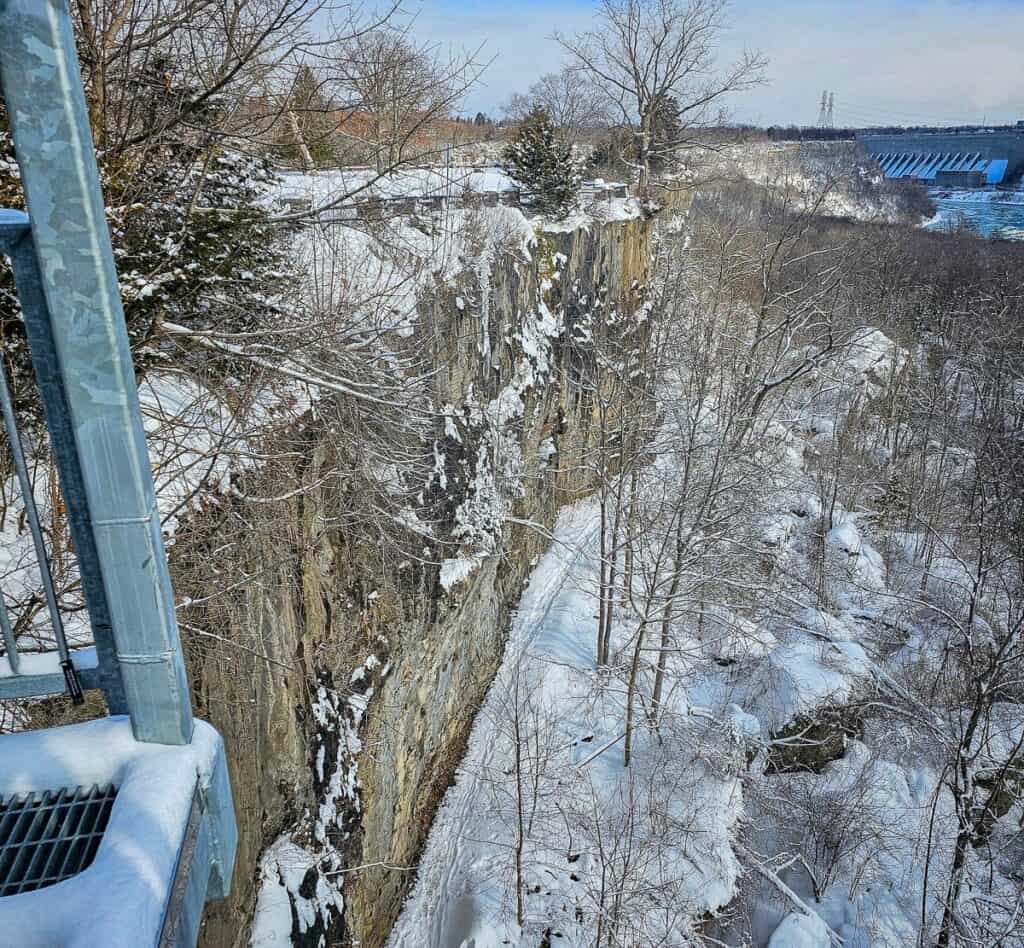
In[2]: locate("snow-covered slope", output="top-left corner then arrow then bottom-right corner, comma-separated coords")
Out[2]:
388,295 -> 1024,947
389,498 -> 743,948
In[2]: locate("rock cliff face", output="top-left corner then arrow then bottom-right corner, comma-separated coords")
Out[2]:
186,209 -> 655,948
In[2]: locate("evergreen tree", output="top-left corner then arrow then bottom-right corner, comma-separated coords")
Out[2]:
281,65 -> 336,168
501,107 -> 584,218
649,94 -> 682,172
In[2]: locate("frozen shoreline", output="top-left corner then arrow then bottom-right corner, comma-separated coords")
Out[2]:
923,181 -> 1024,240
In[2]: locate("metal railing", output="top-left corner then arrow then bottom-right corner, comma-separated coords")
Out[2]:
0,0 -> 192,745
0,343 -> 84,703
0,211 -> 116,706
0,12 -> 238,935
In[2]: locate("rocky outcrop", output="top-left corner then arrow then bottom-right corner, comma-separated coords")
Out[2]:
185,209 -> 656,948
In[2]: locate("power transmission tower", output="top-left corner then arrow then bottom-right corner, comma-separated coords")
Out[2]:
827,92 -> 835,129
818,90 -> 829,128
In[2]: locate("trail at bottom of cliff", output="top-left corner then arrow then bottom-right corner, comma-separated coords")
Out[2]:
386,497 -> 743,948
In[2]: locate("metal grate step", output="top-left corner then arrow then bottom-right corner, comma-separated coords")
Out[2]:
0,784 -> 117,896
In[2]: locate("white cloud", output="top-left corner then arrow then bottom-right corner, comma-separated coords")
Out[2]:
407,0 -> 1024,126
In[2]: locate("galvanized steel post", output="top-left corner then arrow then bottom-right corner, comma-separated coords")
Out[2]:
0,0 -> 194,743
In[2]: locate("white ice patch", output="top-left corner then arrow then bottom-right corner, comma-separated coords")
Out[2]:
768,912 -> 830,948
251,837 -> 343,948
440,552 -> 487,591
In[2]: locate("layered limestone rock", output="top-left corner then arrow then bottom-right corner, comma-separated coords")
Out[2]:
186,208 -> 656,948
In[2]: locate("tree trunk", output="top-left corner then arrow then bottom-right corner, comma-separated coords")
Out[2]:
637,114 -> 651,199
652,529 -> 685,722
602,509 -> 621,665
86,62 -> 107,149
598,488 -> 609,665
513,676 -> 526,926
624,619 -> 647,766
287,110 -> 315,172
622,460 -> 639,601
936,821 -> 971,948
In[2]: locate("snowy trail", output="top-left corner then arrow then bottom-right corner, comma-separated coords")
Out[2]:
389,501 -> 601,948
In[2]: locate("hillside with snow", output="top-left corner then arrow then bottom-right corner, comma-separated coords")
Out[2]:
387,175 -> 1024,947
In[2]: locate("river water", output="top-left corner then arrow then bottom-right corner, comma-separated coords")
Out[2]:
924,183 -> 1024,241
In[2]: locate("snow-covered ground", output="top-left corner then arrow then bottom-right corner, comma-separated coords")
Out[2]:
390,498 -> 743,948
388,303 -> 1024,947
691,142 -> 913,224
274,166 -> 519,210
385,329 -> 846,944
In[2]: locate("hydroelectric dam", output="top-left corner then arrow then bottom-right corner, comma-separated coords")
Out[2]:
859,128 -> 1024,186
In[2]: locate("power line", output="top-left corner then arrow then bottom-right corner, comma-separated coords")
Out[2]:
839,97 -> 976,120
811,93 -> 1008,131
839,105 -> 967,123
833,99 -> 985,127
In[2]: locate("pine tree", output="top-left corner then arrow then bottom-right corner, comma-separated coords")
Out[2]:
649,94 -> 682,173
501,107 -> 584,218
281,65 -> 336,169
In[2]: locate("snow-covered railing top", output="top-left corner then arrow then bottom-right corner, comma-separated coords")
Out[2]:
0,0 -> 192,746
274,167 -> 630,219
0,717 -> 238,947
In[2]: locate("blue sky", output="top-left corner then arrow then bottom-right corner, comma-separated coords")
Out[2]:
407,0 -> 1024,126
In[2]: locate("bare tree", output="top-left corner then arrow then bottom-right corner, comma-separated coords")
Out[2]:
503,66 -> 607,139
69,2 -> 485,217
478,655 -> 559,930
333,29 -> 464,171
556,0 -> 764,194
73,0 -> 356,153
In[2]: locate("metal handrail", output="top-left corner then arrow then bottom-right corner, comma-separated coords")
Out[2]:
0,0 -> 192,743
0,356 -> 84,704
0,583 -> 18,675
0,209 -> 122,709
0,4 -> 239,934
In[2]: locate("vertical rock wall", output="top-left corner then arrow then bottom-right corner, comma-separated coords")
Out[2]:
187,211 -> 655,948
